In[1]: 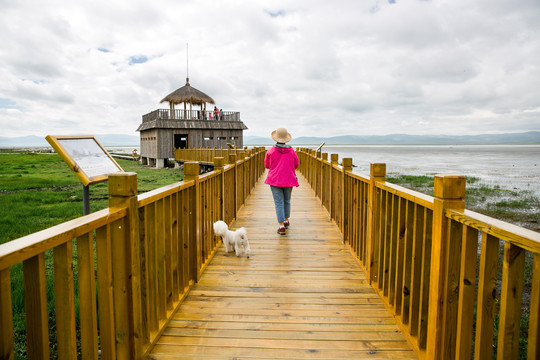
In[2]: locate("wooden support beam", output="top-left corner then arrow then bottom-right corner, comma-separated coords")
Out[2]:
426,175 -> 465,360
0,269 -> 13,360
184,162 -> 201,282
108,172 -> 143,358
23,254 -> 49,359
367,163 -> 386,285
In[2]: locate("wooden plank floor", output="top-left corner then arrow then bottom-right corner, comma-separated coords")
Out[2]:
148,173 -> 417,359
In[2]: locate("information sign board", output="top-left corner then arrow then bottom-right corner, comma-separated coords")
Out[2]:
45,135 -> 124,186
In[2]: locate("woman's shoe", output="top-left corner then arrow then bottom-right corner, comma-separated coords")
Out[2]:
283,220 -> 290,228
277,226 -> 286,235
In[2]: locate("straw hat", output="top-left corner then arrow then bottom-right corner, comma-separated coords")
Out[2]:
271,127 -> 292,143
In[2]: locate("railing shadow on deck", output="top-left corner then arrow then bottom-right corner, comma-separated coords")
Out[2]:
0,147 -> 265,359
297,148 -> 540,360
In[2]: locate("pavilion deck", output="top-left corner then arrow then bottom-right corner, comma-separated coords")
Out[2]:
148,173 -> 417,359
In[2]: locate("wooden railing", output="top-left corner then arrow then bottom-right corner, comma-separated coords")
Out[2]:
176,147 -> 231,164
175,147 -> 266,167
298,148 -> 540,360
176,148 -> 266,217
0,148 -> 265,359
142,109 -> 241,123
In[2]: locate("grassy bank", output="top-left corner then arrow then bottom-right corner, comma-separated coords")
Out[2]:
0,153 -> 183,245
0,152 -> 183,359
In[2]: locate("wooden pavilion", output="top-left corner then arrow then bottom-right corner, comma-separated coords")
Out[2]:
137,78 -> 248,168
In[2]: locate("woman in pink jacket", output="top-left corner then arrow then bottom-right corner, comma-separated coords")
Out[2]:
264,127 -> 299,235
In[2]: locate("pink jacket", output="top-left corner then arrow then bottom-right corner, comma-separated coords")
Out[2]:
264,146 -> 299,187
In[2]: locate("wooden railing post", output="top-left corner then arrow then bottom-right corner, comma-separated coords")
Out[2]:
310,150 -> 316,186
23,254 -> 49,360
315,151 -> 322,199
426,175 -> 466,360
302,149 -> 306,179
183,162 -> 202,283
320,153 -> 328,208
0,268 -> 13,360
342,158 -> 353,244
529,254 -> 540,360
214,157 -> 225,220
108,172 -> 144,358
229,154 -> 238,217
329,154 -> 339,219
367,163 -> 386,284
228,152 -> 236,165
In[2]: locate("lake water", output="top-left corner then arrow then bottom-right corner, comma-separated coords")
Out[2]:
106,145 -> 540,197
303,145 -> 540,198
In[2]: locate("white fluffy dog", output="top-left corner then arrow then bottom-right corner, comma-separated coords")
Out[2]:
213,220 -> 251,257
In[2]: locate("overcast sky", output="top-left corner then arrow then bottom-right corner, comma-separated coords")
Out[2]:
1,0 -> 539,139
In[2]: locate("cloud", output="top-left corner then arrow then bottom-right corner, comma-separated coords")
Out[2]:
0,0 -> 539,138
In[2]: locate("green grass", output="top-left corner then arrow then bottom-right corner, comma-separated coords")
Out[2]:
0,153 -> 183,245
0,152 -> 184,359
385,174 -> 434,193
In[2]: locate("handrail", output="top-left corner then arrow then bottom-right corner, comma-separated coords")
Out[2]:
446,208 -> 540,253
376,181 -> 435,210
297,147 -> 540,360
0,208 -> 126,269
137,180 -> 194,207
0,147 -> 266,359
142,109 -> 241,123
175,147 -> 237,164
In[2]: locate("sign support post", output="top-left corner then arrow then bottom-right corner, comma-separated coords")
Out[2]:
82,185 -> 90,215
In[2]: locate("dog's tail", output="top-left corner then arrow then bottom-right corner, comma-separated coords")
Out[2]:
237,227 -> 247,237
237,228 -> 250,255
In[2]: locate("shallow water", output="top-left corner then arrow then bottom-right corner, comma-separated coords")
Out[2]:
312,145 -> 540,197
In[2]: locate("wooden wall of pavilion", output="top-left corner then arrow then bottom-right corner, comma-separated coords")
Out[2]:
137,117 -> 247,165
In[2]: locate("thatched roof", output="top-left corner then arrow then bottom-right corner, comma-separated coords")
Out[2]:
160,78 -> 215,105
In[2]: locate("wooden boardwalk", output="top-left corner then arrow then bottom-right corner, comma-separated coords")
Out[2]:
148,174 -> 417,359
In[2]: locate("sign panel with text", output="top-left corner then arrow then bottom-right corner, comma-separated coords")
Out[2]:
45,135 -> 124,186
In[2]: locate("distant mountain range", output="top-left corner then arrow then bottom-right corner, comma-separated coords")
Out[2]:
244,131 -> 540,145
1,131 -> 539,148
0,134 -> 140,148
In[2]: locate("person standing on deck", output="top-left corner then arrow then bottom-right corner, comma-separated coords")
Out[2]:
264,127 -> 299,235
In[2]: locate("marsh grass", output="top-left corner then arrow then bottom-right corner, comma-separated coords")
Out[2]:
0,152 -> 183,359
387,173 -> 540,231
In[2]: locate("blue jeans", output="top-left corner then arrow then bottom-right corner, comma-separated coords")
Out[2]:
270,186 -> 293,223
